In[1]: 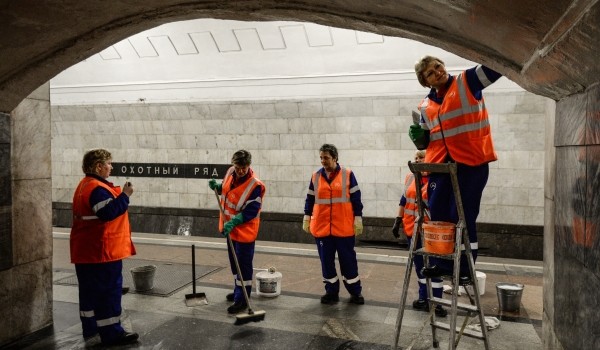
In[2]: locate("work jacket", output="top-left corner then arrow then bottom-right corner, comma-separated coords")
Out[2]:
219,167 -> 265,243
402,173 -> 429,238
419,70 -> 497,166
310,167 -> 356,237
70,177 -> 135,263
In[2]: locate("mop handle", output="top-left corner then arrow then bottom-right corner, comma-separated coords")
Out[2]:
212,188 -> 255,313
191,244 -> 196,294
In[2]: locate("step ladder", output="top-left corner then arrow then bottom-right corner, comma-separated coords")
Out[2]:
392,161 -> 490,350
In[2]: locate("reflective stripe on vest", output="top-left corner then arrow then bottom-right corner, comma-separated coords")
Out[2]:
313,168 -> 349,205
402,173 -> 428,238
74,215 -> 99,220
310,167 -> 355,237
419,68 -> 497,166
70,177 -> 135,263
218,167 -> 264,243
422,74 -> 486,142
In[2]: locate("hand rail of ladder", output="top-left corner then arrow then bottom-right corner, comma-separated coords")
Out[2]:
392,160 -> 490,350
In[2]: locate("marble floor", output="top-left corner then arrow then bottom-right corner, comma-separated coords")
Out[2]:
2,230 -> 543,349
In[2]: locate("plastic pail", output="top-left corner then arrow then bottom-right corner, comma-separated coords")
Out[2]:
423,221 -> 456,254
255,268 -> 282,298
130,265 -> 157,291
496,282 -> 524,312
465,271 -> 487,296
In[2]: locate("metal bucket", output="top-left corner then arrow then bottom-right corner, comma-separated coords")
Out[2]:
130,265 -> 157,291
496,282 -> 524,312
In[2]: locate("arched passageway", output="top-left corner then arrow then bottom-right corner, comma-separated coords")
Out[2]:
1,0 -> 599,110
1,1 -> 599,349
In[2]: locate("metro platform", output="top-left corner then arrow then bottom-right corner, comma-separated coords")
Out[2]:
3,228 -> 543,349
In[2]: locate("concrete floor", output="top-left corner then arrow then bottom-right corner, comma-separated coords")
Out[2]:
3,229 -> 543,349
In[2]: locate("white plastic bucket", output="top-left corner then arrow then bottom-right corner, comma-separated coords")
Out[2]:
255,268 -> 282,298
465,271 -> 487,296
459,271 -> 487,295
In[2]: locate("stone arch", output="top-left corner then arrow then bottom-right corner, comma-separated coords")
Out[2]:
2,2 -> 600,349
2,1 -> 599,112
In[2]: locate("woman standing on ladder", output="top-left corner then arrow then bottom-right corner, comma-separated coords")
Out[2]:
408,56 -> 502,284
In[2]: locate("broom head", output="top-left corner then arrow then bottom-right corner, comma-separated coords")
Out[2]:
234,309 -> 266,325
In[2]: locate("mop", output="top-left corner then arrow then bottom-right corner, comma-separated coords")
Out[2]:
184,244 -> 208,306
212,188 -> 266,325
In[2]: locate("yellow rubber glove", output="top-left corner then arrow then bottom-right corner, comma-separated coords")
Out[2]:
354,216 -> 363,236
302,215 -> 311,234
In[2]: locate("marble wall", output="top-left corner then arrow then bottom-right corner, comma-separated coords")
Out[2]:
50,91 -> 549,226
546,84 -> 600,349
0,83 -> 53,347
0,112 -> 11,271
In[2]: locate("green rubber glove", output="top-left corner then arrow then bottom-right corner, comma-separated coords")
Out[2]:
208,178 -> 222,191
408,124 -> 430,150
223,213 -> 243,236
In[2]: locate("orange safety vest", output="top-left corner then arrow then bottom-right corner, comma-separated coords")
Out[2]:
219,167 -> 265,243
419,71 -> 498,166
310,167 -> 355,237
70,177 -> 136,263
402,173 -> 429,238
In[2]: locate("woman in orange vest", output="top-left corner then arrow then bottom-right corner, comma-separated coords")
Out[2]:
392,150 -> 446,317
70,149 -> 139,346
408,56 -> 502,284
303,144 -> 365,305
209,150 -> 266,314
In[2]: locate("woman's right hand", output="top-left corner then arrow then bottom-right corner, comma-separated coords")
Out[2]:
123,181 -> 134,197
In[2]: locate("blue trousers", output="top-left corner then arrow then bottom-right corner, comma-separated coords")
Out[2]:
427,162 -> 489,277
407,236 -> 443,300
315,235 -> 362,296
227,240 -> 255,303
75,260 -> 125,342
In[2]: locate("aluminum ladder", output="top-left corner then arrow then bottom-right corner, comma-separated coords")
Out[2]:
392,161 -> 490,350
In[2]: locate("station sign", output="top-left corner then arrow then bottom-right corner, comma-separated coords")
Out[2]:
111,163 -> 230,179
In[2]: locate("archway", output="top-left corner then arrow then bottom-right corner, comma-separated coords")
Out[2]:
1,2 -> 600,348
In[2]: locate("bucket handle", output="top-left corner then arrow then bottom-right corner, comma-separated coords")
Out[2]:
253,267 -> 277,273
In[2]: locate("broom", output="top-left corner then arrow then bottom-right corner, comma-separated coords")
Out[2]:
212,187 -> 266,325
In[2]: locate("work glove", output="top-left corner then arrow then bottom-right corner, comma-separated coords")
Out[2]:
408,124 -> 430,150
302,215 -> 311,234
354,216 -> 363,236
223,213 -> 243,237
208,178 -> 222,192
392,216 -> 403,238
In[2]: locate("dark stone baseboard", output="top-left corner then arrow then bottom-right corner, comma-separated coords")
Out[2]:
53,202 -> 543,261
